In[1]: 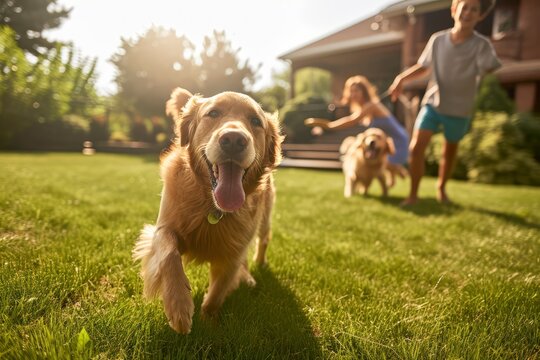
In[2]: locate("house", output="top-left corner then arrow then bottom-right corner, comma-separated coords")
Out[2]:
279,0 -> 540,115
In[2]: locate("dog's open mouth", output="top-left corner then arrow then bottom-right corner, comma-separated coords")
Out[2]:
364,147 -> 380,159
206,159 -> 246,212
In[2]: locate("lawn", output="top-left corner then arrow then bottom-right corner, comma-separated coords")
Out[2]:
0,152 -> 539,359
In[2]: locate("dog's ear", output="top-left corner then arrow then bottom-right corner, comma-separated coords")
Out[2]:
176,95 -> 204,147
166,88 -> 204,147
265,112 -> 284,168
385,136 -> 396,155
339,136 -> 357,154
264,112 -> 284,168
166,87 -> 193,118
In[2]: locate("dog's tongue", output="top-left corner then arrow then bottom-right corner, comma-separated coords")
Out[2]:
365,148 -> 377,159
214,162 -> 245,212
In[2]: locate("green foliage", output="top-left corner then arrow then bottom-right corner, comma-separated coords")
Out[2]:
0,0 -> 70,55
279,92 -> 331,143
294,67 -> 332,100
111,28 -> 259,118
426,112 -> 540,185
0,153 -> 539,358
514,112 -> 540,162
198,30 -> 259,96
0,26 -> 99,148
475,74 -> 515,114
460,113 -> 540,184
11,114 -> 90,151
271,67 -> 333,142
111,27 -> 198,117
253,84 -> 288,113
253,67 -> 290,113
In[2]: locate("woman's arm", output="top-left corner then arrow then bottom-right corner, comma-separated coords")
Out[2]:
305,102 -> 377,130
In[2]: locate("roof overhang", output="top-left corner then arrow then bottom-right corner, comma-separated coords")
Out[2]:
380,0 -> 450,18
279,31 -> 404,62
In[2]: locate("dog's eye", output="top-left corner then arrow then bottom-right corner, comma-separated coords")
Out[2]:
207,109 -> 220,118
250,117 -> 263,127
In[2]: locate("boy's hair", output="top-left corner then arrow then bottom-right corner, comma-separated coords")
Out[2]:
452,0 -> 496,16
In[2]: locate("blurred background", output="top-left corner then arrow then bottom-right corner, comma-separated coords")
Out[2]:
1,0 -> 539,185
0,0 -> 391,149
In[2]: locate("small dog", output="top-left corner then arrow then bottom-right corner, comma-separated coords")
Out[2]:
133,88 -> 283,334
339,128 -> 395,198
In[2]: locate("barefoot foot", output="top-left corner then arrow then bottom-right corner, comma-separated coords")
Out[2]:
437,189 -> 452,204
400,197 -> 418,207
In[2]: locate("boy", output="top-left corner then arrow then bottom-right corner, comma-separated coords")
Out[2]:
389,0 -> 501,205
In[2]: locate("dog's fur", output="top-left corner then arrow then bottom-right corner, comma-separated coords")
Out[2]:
340,128 -> 395,198
133,88 -> 283,334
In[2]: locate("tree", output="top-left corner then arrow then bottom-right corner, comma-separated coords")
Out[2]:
294,67 -> 332,101
111,26 -> 198,117
253,66 -> 290,112
111,28 -> 260,118
198,30 -> 259,96
0,26 -> 98,148
0,0 -> 70,55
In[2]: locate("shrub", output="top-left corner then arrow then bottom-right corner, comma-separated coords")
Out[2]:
462,113 -> 540,185
475,74 -> 515,114
514,112 -> 540,162
11,115 -> 90,151
0,26 -> 99,148
426,112 -> 540,186
89,115 -> 110,142
279,92 -> 333,143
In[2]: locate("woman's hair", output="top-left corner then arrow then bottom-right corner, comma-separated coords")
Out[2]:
340,75 -> 379,111
452,0 -> 496,16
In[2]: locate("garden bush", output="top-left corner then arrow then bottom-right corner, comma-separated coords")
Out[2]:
426,112 -> 540,185
279,92 -> 333,143
11,115 -> 90,151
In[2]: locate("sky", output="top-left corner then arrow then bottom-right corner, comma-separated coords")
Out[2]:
46,0 -> 398,95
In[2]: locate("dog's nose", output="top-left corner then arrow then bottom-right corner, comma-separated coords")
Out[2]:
219,130 -> 248,154
368,140 -> 376,148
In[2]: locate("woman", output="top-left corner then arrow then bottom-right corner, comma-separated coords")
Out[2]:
305,75 -> 409,185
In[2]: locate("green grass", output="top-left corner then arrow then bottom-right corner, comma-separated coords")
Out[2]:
0,152 -> 539,359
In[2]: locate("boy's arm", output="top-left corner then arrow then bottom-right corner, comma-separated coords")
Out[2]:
389,64 -> 429,102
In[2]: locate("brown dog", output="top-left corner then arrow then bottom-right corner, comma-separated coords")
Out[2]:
339,128 -> 395,198
133,88 -> 283,334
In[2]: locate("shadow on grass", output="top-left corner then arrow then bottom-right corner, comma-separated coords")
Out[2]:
467,205 -> 540,230
142,266 -> 322,359
364,194 -> 464,217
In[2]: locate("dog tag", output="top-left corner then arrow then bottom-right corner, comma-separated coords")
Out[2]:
207,210 -> 223,225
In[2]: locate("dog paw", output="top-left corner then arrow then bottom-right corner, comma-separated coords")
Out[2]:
242,272 -> 257,287
201,302 -> 220,322
168,315 -> 192,334
164,295 -> 194,334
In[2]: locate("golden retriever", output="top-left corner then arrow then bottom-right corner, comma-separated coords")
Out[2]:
339,128 -> 395,198
133,88 -> 283,334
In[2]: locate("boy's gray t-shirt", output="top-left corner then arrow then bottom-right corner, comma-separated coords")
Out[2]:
418,29 -> 501,118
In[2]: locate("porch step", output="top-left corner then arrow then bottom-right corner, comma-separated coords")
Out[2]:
279,125 -> 366,170
280,143 -> 342,170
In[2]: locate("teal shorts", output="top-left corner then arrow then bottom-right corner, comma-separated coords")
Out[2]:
415,105 -> 470,143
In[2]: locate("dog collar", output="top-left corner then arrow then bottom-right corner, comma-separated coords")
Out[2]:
207,209 -> 223,224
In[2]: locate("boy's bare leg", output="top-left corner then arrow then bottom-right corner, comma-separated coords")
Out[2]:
437,141 -> 459,203
401,129 -> 433,206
